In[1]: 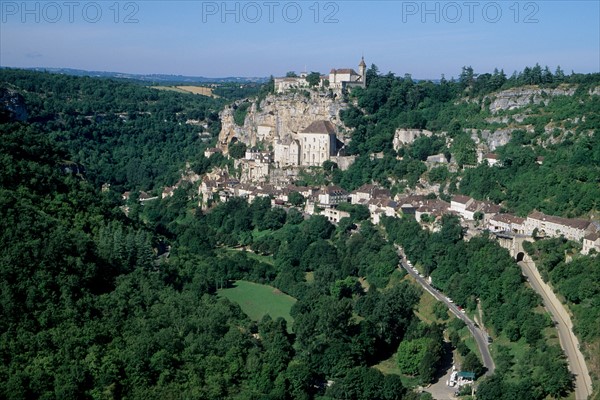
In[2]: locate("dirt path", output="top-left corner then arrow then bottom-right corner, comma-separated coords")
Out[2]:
519,256 -> 593,400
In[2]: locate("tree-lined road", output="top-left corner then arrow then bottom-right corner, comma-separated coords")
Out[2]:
519,256 -> 593,400
396,246 -> 495,376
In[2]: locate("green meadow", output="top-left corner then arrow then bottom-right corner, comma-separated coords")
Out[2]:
219,280 -> 297,330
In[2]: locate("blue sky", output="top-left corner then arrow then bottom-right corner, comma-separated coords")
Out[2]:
1,1 -> 599,79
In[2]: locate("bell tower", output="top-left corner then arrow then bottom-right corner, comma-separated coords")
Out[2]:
359,56 -> 367,88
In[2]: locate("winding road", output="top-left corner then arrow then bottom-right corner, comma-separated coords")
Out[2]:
396,246 -> 495,376
519,256 -> 593,400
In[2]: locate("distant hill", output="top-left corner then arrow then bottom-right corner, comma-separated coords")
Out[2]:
1,66 -> 268,84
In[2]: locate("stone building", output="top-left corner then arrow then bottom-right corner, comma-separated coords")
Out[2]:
298,120 -> 338,167
235,150 -> 273,182
274,138 -> 300,167
329,57 -> 367,90
582,233 -> 600,255
322,208 -> 351,224
274,74 -> 309,93
487,214 -> 526,234
275,57 -> 367,94
524,211 -> 591,241
450,195 -> 474,215
318,185 -> 349,207
350,184 -> 391,205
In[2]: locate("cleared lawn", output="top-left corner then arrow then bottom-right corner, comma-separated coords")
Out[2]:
150,85 -> 217,97
176,86 -> 216,97
219,280 -> 296,330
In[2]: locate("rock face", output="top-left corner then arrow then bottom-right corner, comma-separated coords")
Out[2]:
217,91 -> 348,151
0,88 -> 28,122
393,129 -> 433,150
487,85 -> 576,114
468,127 -> 534,152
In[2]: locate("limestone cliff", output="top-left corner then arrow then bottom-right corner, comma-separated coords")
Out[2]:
486,85 -> 576,114
218,91 -> 348,151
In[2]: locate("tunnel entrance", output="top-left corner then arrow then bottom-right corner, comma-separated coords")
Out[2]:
516,252 -> 525,262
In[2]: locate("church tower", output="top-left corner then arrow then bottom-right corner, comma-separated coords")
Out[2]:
359,56 -> 367,88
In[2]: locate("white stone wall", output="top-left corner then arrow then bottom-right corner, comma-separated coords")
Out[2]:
274,140 -> 300,167
275,77 -> 309,93
524,217 -> 587,241
450,201 -> 469,216
582,237 -> 600,255
350,192 -> 371,204
322,208 -> 350,223
329,72 -> 353,85
298,133 -> 334,166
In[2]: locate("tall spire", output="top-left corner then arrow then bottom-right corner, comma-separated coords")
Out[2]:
359,55 -> 366,68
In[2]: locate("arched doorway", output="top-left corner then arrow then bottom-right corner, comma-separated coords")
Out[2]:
516,252 -> 525,262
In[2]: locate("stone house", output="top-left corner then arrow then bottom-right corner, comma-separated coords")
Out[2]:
350,184 -> 391,205
483,153 -> 500,166
582,233 -> 600,255
274,137 -> 300,167
318,185 -> 349,207
274,75 -> 309,93
414,199 -> 450,225
487,214 -> 526,234
450,195 -> 474,216
329,57 -> 367,90
463,200 -> 501,222
322,208 -> 351,224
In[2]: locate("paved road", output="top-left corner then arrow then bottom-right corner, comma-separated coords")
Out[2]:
396,246 -> 495,376
519,256 -> 593,400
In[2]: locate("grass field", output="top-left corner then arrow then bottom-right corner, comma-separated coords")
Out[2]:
219,280 -> 296,330
151,85 -> 216,97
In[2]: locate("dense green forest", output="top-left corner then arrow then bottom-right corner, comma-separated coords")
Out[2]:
1,69 -> 228,192
2,67 -> 597,398
0,117 -> 428,398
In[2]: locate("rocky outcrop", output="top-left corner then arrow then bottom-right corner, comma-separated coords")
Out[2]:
486,85 -> 576,114
468,127 -> 533,151
0,88 -> 28,122
218,91 -> 348,151
393,129 -> 433,150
